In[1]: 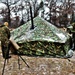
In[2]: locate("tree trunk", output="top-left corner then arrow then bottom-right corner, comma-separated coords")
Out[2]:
7,0 -> 11,26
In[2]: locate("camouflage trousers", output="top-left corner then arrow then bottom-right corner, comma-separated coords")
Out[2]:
1,41 -> 10,59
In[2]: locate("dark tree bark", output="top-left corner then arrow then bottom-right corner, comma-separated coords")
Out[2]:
7,0 -> 11,26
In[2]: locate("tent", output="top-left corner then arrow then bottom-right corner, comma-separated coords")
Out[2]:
11,16 -> 71,57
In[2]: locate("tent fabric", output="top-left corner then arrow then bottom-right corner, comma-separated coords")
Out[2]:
10,16 -> 70,57
11,16 -> 69,43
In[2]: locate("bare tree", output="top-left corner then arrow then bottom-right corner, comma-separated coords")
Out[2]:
48,0 -> 74,27
0,0 -> 20,27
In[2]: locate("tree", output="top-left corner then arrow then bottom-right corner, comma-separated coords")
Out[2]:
48,0 -> 74,27
0,0 -> 20,26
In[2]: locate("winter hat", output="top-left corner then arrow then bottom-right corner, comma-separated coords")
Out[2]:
4,22 -> 9,26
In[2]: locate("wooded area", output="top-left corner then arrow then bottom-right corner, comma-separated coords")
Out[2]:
0,0 -> 75,28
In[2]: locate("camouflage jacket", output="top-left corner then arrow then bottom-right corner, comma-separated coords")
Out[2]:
0,25 -> 10,46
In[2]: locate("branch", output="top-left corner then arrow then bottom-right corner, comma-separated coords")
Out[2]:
1,0 -> 20,6
10,0 -> 20,5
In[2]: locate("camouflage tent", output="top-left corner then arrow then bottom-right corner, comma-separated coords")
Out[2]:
11,16 -> 71,57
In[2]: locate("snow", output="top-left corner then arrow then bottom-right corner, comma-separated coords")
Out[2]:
43,38 -> 54,42
72,0 -> 75,3
37,0 -> 42,5
44,6 -> 50,14
44,1 -> 48,5
66,49 -> 74,58
0,0 -> 75,24
68,14 -> 71,19
38,10 -> 43,17
56,33 -> 66,42
11,12 -> 16,18
0,3 -> 7,10
56,2 -> 62,6
0,15 -> 3,19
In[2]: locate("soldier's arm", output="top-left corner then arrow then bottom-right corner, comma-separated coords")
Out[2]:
5,27 -> 10,39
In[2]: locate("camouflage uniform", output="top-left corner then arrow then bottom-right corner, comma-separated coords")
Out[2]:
72,23 -> 75,50
0,25 -> 10,59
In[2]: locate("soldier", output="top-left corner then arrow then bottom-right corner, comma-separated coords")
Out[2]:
71,23 -> 75,50
0,22 -> 11,59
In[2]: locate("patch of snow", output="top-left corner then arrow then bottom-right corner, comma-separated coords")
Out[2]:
66,49 -> 74,58
72,0 -> 75,3
38,10 -> 42,17
44,7 -> 50,14
0,15 -> 3,19
56,13 -> 60,17
56,2 -> 62,6
44,1 -> 48,5
0,3 -> 7,10
68,14 -> 71,19
56,33 -> 66,41
15,0 -> 22,6
17,30 -> 33,42
46,16 -> 50,20
56,8 -> 60,11
43,38 -> 54,42
11,12 -> 16,18
37,0 -> 42,5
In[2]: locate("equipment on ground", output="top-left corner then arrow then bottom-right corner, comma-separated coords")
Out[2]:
2,38 -> 30,75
